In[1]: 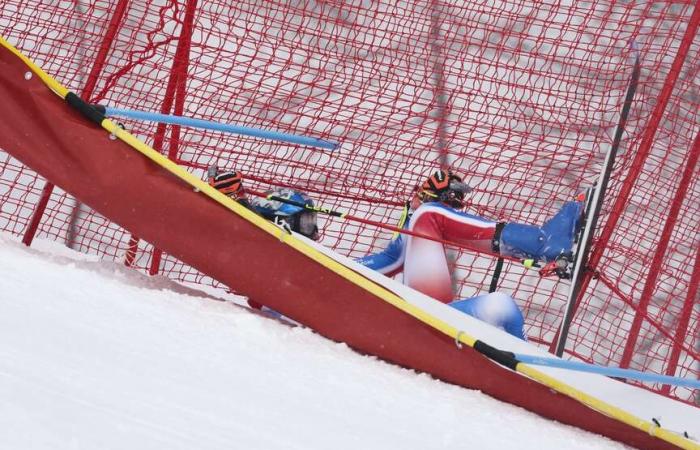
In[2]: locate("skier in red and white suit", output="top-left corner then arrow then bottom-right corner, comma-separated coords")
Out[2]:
357,169 -> 583,340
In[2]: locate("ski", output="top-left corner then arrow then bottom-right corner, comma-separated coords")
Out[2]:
554,45 -> 642,357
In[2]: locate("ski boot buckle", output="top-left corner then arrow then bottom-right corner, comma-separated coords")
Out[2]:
538,253 -> 573,279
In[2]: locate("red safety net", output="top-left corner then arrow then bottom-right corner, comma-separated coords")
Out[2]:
0,1 -> 698,405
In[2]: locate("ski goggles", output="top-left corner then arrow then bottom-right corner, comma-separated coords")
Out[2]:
439,179 -> 472,207
289,210 -> 319,240
298,211 -> 318,238
448,179 -> 472,198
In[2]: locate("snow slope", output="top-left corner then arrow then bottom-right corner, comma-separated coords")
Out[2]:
0,234 -> 628,450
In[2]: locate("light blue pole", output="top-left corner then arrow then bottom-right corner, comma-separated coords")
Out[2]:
514,353 -> 700,389
103,107 -> 339,150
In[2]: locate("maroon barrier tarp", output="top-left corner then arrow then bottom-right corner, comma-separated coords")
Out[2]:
0,44 -> 678,450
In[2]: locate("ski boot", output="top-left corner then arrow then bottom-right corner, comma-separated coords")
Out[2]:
536,189 -> 594,279
495,197 -> 586,279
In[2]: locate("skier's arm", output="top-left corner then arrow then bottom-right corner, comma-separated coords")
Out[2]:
355,234 -> 406,276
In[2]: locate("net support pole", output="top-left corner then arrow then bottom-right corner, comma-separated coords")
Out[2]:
145,0 -> 198,276
65,0 -> 129,250
20,0 -> 130,248
103,108 -> 339,150
661,244 -> 700,395
512,353 -> 700,389
430,0 -> 448,167
21,182 -> 54,246
430,1 -> 462,294
621,130 -> 700,370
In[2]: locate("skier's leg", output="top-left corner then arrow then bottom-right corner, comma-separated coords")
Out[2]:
449,292 -> 527,340
497,201 -> 583,262
403,226 -> 453,303
403,203 -> 497,302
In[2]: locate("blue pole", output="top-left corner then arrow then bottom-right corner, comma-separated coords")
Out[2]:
514,353 -> 700,389
103,107 -> 339,150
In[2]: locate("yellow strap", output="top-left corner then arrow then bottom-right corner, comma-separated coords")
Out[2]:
516,364 -> 698,449
392,202 -> 410,239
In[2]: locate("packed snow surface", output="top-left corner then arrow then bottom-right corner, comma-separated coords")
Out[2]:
0,234 -> 628,449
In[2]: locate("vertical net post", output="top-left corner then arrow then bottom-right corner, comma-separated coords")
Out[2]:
21,182 -> 55,246
65,0 -> 130,249
430,0 -> 448,167
661,243 -> 700,397
142,0 -> 198,276
620,130 -> 700,368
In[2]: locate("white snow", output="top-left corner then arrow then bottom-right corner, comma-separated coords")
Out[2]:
0,233 -> 630,450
